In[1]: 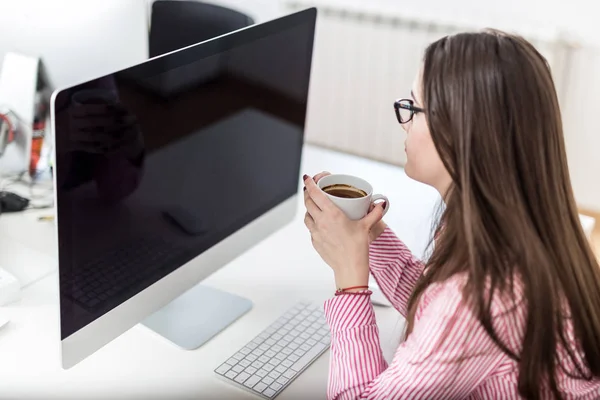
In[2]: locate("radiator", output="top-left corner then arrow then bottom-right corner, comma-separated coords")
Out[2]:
284,1 -> 576,166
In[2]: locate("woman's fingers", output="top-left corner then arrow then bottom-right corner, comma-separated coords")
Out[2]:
303,175 -> 334,212
313,171 -> 331,183
304,212 -> 315,231
305,196 -> 321,219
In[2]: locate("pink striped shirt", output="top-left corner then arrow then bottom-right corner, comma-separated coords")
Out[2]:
323,227 -> 600,399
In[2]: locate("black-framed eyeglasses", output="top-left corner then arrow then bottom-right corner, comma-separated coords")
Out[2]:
394,99 -> 425,124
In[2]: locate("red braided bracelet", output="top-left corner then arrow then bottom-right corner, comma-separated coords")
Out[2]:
335,285 -> 370,295
335,290 -> 372,297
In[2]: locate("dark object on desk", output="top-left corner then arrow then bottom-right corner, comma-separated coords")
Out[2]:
149,0 -> 254,57
0,191 -> 29,213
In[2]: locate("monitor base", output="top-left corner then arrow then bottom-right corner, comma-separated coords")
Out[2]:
141,284 -> 252,350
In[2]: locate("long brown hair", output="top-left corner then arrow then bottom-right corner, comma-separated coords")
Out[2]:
405,30 -> 600,399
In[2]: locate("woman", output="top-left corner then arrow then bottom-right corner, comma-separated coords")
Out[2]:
303,30 -> 600,399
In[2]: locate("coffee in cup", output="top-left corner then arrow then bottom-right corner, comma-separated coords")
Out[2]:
317,174 -> 389,220
322,184 -> 367,199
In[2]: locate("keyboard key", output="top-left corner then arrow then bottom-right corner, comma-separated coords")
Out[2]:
276,376 -> 289,385
240,347 -> 252,355
265,338 -> 276,346
215,364 -> 231,375
233,352 -> 244,360
283,370 -> 296,379
232,365 -> 244,373
239,359 -> 251,368
306,328 -> 317,335
282,348 -> 293,355
259,344 -> 270,352
251,361 -> 264,369
281,359 -> 293,368
300,344 -> 312,352
275,352 -> 287,361
268,358 -> 282,366
262,376 -> 275,385
288,354 -> 300,362
225,370 -> 238,380
259,355 -> 270,363
277,339 -> 290,347
270,382 -> 283,391
292,343 -> 327,372
272,333 -> 283,341
256,369 -> 268,378
225,358 -> 237,366
289,343 -> 300,350
275,365 -> 287,374
294,349 -> 306,357
235,372 -> 250,384
263,364 -> 275,372
265,350 -> 276,358
293,337 -> 304,345
252,349 -> 264,357
271,345 -> 283,353
289,329 -> 300,337
268,370 -> 281,380
300,332 -> 311,340
254,382 -> 268,393
263,388 -> 276,398
244,374 -> 261,388
245,366 -> 257,375
306,339 -> 317,346
246,354 -> 258,362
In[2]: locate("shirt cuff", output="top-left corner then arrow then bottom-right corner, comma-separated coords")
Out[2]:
323,292 -> 376,332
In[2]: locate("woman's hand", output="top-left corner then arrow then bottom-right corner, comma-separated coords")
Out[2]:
303,173 -> 386,290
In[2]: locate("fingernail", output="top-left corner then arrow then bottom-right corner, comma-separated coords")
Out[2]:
303,174 -> 309,181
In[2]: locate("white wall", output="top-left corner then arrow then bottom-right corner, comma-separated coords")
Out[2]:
0,0 -> 149,90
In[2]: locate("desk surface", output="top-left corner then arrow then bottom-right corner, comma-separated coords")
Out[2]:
0,144 -> 440,400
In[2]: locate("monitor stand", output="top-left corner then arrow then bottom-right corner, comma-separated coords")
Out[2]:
141,284 -> 252,350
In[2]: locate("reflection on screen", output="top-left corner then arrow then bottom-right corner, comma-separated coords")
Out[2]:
54,21 -> 314,339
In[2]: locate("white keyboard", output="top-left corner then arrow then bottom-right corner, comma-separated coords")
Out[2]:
215,301 -> 331,398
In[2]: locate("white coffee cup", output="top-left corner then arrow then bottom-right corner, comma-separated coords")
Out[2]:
317,174 -> 389,220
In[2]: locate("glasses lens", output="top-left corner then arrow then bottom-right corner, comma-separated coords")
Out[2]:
398,101 -> 412,123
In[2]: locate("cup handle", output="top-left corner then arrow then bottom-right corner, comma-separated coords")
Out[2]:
371,194 -> 389,217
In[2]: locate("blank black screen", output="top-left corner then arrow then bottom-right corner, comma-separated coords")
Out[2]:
54,9 -> 316,339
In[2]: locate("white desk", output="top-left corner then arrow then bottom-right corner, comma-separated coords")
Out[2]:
0,144 -> 440,400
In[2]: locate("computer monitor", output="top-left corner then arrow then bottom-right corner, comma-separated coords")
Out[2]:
51,8 -> 316,369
